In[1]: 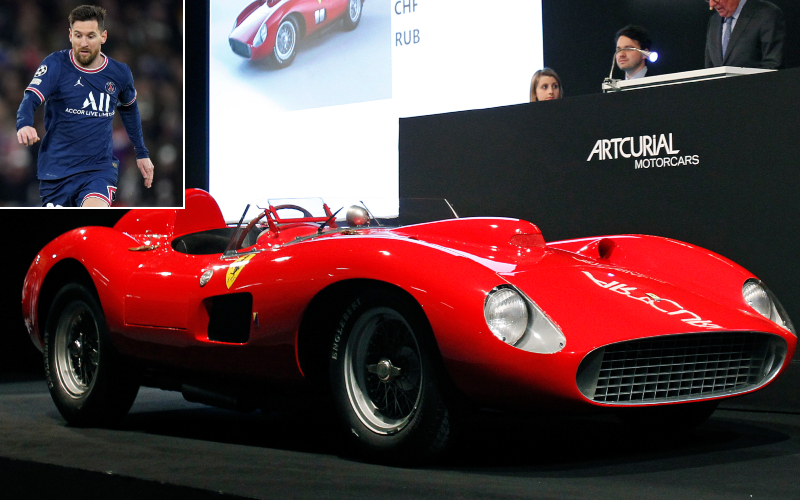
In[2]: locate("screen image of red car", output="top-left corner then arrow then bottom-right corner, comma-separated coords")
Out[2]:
22,189 -> 796,464
230,0 -> 364,67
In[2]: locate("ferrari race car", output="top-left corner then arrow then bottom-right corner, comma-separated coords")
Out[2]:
22,189 -> 796,464
229,0 -> 364,67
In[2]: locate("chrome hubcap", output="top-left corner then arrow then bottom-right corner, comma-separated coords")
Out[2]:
369,358 -> 402,382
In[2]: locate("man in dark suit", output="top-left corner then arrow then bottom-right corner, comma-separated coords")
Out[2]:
705,0 -> 785,69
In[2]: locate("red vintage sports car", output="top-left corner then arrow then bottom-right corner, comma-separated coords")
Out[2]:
229,0 -> 364,67
22,189 -> 796,463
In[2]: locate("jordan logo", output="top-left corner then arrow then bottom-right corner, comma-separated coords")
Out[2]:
75,77 -> 84,87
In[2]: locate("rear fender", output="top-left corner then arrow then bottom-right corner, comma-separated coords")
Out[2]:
23,228 -> 144,350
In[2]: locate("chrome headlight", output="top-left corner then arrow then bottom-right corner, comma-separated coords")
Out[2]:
743,279 -> 796,336
485,288 -> 528,345
253,21 -> 268,47
484,286 -> 566,353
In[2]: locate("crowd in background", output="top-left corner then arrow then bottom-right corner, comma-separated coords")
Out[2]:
0,0 -> 183,207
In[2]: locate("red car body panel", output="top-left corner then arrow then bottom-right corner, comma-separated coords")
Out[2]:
22,189 -> 797,412
230,0 -> 358,60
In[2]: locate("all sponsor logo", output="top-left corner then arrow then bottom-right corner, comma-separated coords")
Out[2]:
587,133 -> 700,170
82,91 -> 113,112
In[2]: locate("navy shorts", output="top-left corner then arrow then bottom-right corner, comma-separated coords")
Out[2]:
40,169 -> 118,207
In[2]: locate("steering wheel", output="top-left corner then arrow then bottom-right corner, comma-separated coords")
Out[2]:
272,204 -> 314,218
236,205 -> 316,249
235,210 -> 267,249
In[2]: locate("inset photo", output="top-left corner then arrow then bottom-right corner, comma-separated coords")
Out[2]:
0,0 -> 184,207
211,0 -> 391,112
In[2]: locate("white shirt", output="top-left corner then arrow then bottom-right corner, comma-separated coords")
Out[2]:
626,66 -> 648,80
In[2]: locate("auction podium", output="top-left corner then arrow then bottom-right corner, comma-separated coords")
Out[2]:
601,66 -> 774,92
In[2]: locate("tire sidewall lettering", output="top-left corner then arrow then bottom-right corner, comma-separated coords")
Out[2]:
331,297 -> 361,360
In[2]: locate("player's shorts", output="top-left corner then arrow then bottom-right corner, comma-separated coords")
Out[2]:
40,169 -> 118,207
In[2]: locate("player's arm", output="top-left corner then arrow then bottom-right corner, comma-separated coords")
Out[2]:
16,91 -> 42,146
118,97 -> 154,188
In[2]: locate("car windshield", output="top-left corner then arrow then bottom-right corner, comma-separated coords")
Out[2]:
229,197 -> 458,226
223,197 -> 459,256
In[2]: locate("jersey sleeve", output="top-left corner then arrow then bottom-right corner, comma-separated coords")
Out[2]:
117,64 -> 149,159
16,53 -> 61,130
117,63 -> 138,106
23,53 -> 61,106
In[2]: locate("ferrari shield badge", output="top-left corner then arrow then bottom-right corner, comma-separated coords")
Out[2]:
226,254 -> 255,289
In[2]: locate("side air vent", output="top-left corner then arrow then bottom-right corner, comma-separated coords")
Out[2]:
207,293 -> 253,343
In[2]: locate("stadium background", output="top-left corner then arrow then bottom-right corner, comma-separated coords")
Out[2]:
0,0 -> 183,207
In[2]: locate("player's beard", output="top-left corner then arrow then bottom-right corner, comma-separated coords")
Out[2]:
73,46 -> 100,67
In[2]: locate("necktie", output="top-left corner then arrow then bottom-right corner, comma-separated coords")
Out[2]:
722,17 -> 732,59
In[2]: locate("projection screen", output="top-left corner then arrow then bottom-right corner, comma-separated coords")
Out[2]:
209,0 -> 544,218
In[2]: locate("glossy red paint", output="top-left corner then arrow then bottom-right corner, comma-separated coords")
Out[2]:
22,189 -> 797,412
229,0 -> 362,61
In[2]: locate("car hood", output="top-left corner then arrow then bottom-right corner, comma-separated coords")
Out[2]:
231,1 -> 279,42
387,217 -> 785,349
499,259 -> 784,353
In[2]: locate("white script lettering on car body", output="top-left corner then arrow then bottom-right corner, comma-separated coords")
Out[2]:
582,271 -> 723,329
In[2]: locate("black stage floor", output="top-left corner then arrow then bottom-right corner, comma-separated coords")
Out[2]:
2,363 -> 799,500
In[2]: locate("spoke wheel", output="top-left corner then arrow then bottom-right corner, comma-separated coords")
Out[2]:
272,18 -> 297,66
330,290 -> 453,464
342,0 -> 362,31
344,307 -> 422,434
44,284 -> 139,427
54,301 -> 100,398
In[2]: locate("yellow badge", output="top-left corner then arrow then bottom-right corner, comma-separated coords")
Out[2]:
226,254 -> 255,289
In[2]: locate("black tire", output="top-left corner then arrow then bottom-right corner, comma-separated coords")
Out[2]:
271,17 -> 298,68
329,290 -> 451,464
342,0 -> 362,31
616,400 -> 719,433
44,284 -> 139,427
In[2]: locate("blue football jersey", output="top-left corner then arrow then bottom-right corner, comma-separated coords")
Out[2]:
20,49 -> 142,180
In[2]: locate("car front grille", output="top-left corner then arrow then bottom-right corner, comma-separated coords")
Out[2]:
576,331 -> 786,404
230,39 -> 252,58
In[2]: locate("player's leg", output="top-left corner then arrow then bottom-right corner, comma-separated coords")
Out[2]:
82,197 -> 110,207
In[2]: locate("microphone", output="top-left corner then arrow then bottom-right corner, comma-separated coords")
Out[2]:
603,47 -> 659,88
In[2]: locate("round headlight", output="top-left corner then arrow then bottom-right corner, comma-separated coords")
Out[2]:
485,288 -> 528,346
743,279 -> 796,335
254,22 -> 268,47
743,280 -> 772,318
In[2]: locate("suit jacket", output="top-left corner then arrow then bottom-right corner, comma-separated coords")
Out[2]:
705,0 -> 785,69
